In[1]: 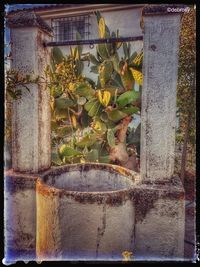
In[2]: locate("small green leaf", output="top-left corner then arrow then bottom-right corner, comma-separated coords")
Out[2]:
76,134 -> 97,148
110,72 -> 124,88
123,43 -> 129,59
97,43 -> 110,60
117,90 -> 140,108
111,52 -> 120,73
89,54 -> 100,65
55,98 -> 74,110
107,129 -> 115,147
127,42 -> 131,58
59,145 -> 81,157
99,61 -> 113,87
76,31 -> 83,56
52,47 -> 64,64
54,109 -> 68,119
51,153 -> 63,165
84,98 -> 97,112
84,98 -> 101,117
75,83 -> 95,98
107,109 -> 127,122
99,155 -> 110,163
120,106 -> 140,115
75,59 -> 84,76
88,102 -> 100,117
106,120 -> 116,128
100,112 -> 109,122
85,149 -> 99,162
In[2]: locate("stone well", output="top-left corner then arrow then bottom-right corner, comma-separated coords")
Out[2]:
36,163 -> 185,261
36,163 -> 140,260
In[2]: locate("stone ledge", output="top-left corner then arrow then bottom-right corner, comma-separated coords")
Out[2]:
7,11 -> 53,35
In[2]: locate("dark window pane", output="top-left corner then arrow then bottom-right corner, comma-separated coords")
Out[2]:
52,15 -> 90,42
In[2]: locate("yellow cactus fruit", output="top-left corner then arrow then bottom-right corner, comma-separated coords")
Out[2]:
97,90 -> 111,107
98,17 -> 106,38
71,115 -> 77,128
129,68 -> 143,86
103,91 -> 111,107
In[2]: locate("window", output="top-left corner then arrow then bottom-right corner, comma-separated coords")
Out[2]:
52,15 -> 90,42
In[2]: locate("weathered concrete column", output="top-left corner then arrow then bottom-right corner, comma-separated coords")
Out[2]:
4,12 -> 52,263
140,5 -> 183,182
8,11 -> 52,173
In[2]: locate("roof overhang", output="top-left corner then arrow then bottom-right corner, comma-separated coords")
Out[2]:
8,4 -> 144,20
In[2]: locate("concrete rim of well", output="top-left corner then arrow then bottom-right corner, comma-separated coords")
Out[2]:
36,162 -> 140,196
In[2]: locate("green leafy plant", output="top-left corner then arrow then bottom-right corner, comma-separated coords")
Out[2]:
48,13 -> 143,170
5,69 -> 41,152
5,69 -> 41,99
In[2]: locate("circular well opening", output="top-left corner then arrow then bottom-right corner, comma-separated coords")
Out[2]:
42,164 -> 137,193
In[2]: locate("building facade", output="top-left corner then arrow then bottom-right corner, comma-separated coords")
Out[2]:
7,4 -> 144,81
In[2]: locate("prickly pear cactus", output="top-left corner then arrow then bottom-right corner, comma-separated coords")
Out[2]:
47,13 -> 143,171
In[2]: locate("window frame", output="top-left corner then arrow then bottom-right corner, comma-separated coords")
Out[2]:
51,14 -> 91,42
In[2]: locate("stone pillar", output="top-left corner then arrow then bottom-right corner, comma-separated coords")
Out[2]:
4,12 -> 52,263
8,11 -> 52,173
140,5 -> 183,182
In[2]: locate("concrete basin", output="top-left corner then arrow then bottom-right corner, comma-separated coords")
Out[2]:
36,163 -> 140,260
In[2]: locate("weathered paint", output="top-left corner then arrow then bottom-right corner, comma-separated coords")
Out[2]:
36,163 -> 185,260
